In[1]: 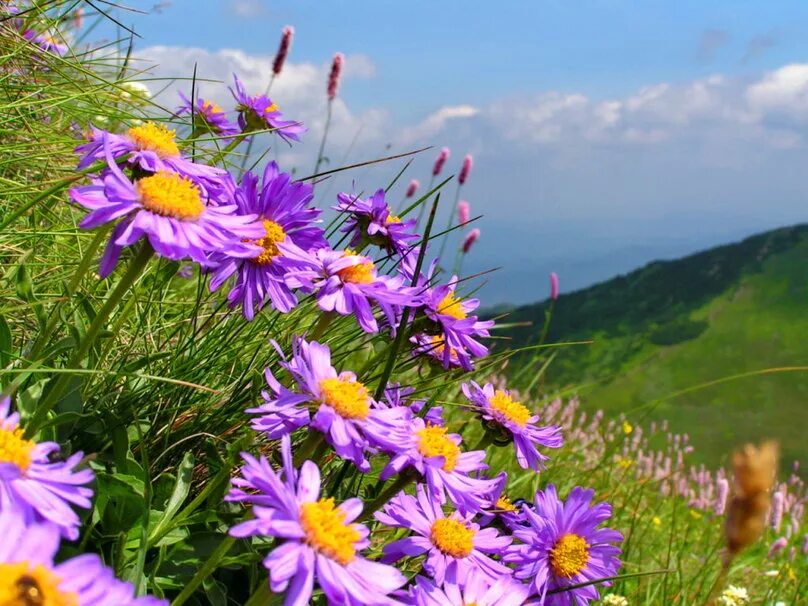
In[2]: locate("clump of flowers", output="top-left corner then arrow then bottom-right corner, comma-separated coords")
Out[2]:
717,585 -> 750,606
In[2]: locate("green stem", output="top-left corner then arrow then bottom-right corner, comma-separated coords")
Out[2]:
359,471 -> 416,521
171,535 -> 237,606
294,431 -> 325,467
312,99 -> 333,184
244,580 -> 275,606
310,311 -> 335,341
211,136 -> 246,167
25,243 -> 154,436
470,430 -> 495,453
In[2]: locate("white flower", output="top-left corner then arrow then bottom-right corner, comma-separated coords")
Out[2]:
601,595 -> 629,606
764,569 -> 780,577
119,81 -> 151,103
717,585 -> 750,606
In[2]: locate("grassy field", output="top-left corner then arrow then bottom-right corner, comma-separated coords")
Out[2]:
0,3 -> 804,606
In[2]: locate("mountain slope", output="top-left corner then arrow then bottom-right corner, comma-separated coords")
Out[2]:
498,225 -> 808,469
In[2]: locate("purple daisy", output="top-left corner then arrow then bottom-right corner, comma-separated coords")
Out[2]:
69,137 -> 264,276
0,507 -> 166,605
404,575 -> 529,606
410,333 -> 466,370
461,381 -> 563,471
335,189 -> 419,254
378,412 -> 504,514
230,74 -> 306,142
376,484 -> 512,586
0,396 -> 94,540
226,435 -> 407,606
248,338 -> 411,471
23,30 -> 68,56
208,161 -> 326,318
74,122 -> 230,195
381,383 -> 444,426
286,247 -> 420,334
505,485 -> 623,605
177,92 -> 239,137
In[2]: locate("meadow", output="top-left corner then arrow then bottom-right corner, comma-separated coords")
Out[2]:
0,3 -> 804,605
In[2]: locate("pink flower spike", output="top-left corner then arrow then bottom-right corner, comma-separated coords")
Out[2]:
771,491 -> 784,532
273,26 -> 294,76
327,52 -> 345,100
457,200 -> 470,225
432,147 -> 450,177
406,179 -> 420,198
462,228 -> 480,254
768,536 -> 788,558
550,272 -> 560,300
458,153 -> 473,185
73,7 -> 84,29
715,477 -> 729,515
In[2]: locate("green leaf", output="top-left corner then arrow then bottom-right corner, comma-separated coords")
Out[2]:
148,452 -> 195,544
0,315 -> 11,368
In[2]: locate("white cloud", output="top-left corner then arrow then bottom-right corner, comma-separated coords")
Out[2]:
400,104 -> 479,143
229,0 -> 266,18
746,63 -> 808,120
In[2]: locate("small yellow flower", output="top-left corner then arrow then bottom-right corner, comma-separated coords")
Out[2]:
652,516 -> 662,527
617,457 -> 633,469
622,421 -> 633,435
689,509 -> 703,520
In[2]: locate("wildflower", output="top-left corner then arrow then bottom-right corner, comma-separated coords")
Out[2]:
406,179 -> 420,198
0,396 -> 94,540
418,270 -> 494,370
457,200 -> 470,225
119,81 -> 151,103
770,490 -> 784,531
461,381 -> 563,471
717,585 -> 749,606
334,189 -> 419,254
69,139 -> 263,276
177,93 -> 239,137
380,383 -> 444,426
458,154 -> 473,185
462,228 -> 480,254
272,26 -> 294,76
432,147 -> 450,177
505,485 -> 623,605
768,536 -> 788,558
75,122 -> 229,193
715,477 -> 729,515
378,413 -> 504,514
231,74 -> 305,142
652,516 -> 662,527
550,271 -> 560,300
327,52 -> 344,100
622,421 -> 633,435
601,595 -> 629,606
227,436 -> 406,605
405,575 -> 529,606
286,248 -> 420,334
73,7 -> 84,29
22,30 -> 68,56
208,161 -> 326,318
376,484 -> 512,585
410,333 -> 466,370
0,507 -> 166,605
725,441 -> 778,559
248,339 -> 411,471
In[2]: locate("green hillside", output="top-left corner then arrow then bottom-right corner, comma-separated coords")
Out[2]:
499,225 -> 808,470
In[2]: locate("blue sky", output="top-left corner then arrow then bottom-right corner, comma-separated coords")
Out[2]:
114,0 -> 808,303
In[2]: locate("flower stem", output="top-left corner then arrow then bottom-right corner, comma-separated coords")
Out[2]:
25,243 -> 154,436
171,535 -> 237,606
359,470 -> 416,521
312,99 -> 333,185
310,311 -> 335,341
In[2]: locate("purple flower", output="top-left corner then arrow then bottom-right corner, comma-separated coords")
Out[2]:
69,137 -> 264,277
327,52 -> 345,100
23,30 -> 68,55
457,201 -> 470,225
462,228 -> 480,254
381,383 -> 444,426
335,189 -> 419,255
0,397 -> 94,540
177,93 -> 239,137
376,484 -> 512,585
231,74 -> 305,142
550,272 -> 560,301
410,333 -> 466,370
248,339 -> 411,471
432,148 -> 450,177
405,575 -> 529,606
0,507 -> 166,605
406,179 -> 420,198
226,436 -> 406,605
505,485 -> 623,605
379,413 -> 504,514
75,123 -> 230,195
273,26 -> 294,76
208,161 -> 326,318
286,248 -> 420,334
458,154 -> 473,185
461,381 -> 563,471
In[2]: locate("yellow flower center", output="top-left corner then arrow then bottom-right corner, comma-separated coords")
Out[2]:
0,427 -> 35,471
385,213 -> 402,224
126,122 -> 180,158
318,377 -> 371,420
495,495 -> 518,513
137,171 -> 204,221
0,563 -> 78,606
549,533 -> 590,578
336,251 -> 375,285
250,220 -> 287,265
430,518 -> 475,558
201,100 -> 224,115
299,498 -> 361,565
488,390 -> 531,428
263,103 -> 279,114
415,424 -> 460,472
437,291 -> 466,320
429,335 -> 456,358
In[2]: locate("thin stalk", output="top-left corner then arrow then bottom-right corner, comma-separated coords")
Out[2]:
239,74 -> 276,173
359,470 -> 416,521
312,99 -> 333,186
436,182 -> 462,262
170,535 -> 237,606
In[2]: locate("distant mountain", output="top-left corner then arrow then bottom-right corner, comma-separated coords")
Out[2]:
496,224 -> 808,470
